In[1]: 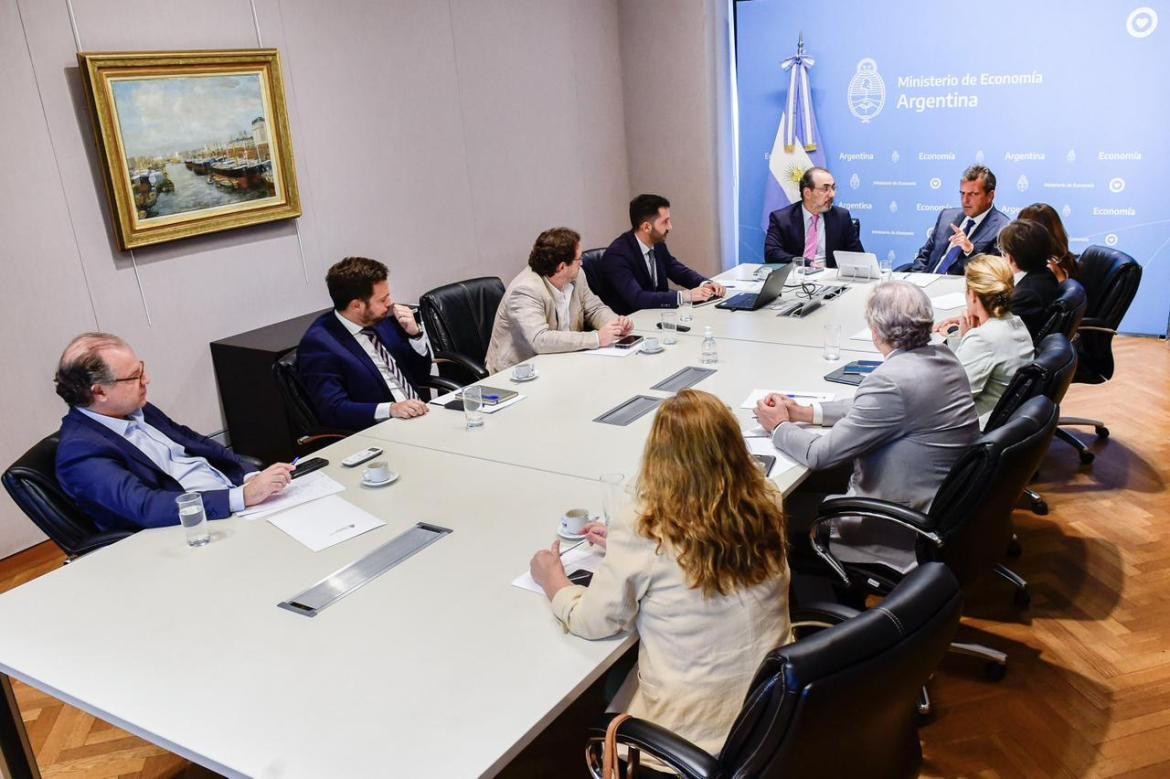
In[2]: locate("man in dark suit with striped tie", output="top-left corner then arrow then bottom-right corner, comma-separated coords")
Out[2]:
909,164 -> 1010,274
297,257 -> 433,430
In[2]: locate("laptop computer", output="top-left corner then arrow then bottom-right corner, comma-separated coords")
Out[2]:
716,264 -> 794,311
834,251 -> 881,281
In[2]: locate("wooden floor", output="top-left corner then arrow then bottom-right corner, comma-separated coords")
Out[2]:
1,336 -> 1166,778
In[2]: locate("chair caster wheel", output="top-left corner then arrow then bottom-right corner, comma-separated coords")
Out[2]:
1014,587 -> 1032,609
1095,426 -> 1109,439
985,662 -> 1007,682
1007,538 -> 1022,558
1079,450 -> 1095,465
1030,499 -> 1049,515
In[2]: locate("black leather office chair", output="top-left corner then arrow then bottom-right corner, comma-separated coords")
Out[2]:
1054,246 -> 1142,464
810,396 -> 1060,679
584,562 -> 961,779
418,277 -> 505,384
272,349 -> 459,455
1033,278 -> 1087,344
2,434 -> 134,559
580,247 -> 607,302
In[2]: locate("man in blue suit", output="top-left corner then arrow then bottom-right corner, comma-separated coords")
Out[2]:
54,333 -> 293,532
764,167 -> 864,267
297,257 -> 433,430
909,165 -> 1010,274
594,194 -> 725,315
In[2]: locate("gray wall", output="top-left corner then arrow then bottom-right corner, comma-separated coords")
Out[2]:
0,0 -> 643,557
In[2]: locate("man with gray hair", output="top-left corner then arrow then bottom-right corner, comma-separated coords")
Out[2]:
756,282 -> 979,566
54,332 -> 293,532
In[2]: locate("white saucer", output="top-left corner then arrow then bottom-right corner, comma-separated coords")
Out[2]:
510,370 -> 539,383
361,471 -> 399,488
558,528 -> 587,541
640,345 -> 665,355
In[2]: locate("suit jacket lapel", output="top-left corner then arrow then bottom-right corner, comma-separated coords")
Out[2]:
68,407 -> 177,485
624,232 -> 653,288
966,209 -> 997,245
323,313 -> 386,390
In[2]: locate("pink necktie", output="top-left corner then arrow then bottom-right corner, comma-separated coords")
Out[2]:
804,214 -> 819,261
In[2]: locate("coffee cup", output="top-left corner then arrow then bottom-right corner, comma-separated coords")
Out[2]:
364,461 -> 391,482
513,363 -> 535,380
642,337 -> 661,351
560,508 -> 590,536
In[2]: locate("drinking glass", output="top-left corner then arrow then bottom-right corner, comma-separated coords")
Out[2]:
599,473 -> 626,525
660,311 -> 678,345
679,295 -> 694,322
176,492 -> 210,547
879,255 -> 894,283
463,385 -> 484,429
823,323 -> 842,362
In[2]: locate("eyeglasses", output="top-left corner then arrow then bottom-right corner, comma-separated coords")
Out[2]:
107,361 -> 147,386
812,184 -> 837,192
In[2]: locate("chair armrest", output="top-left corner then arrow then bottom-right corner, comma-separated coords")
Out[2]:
237,454 -> 265,472
433,351 -> 488,381
416,375 -> 462,395
70,530 -> 136,559
1077,325 -> 1118,336
790,601 -> 861,628
586,713 -> 719,779
893,262 -> 915,272
809,498 -> 942,586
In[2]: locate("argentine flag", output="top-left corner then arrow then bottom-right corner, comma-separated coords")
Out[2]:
761,40 -> 826,229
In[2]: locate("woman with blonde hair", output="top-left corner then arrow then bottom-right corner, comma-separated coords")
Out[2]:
530,389 -> 791,765
934,253 -> 1035,420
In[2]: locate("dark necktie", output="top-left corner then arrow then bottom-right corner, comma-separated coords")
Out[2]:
646,249 -> 659,287
360,327 -> 419,401
934,218 -> 977,274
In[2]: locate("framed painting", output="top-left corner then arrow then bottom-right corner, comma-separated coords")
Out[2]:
78,49 -> 301,250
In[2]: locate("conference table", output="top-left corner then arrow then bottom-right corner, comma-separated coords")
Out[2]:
0,267 -> 966,778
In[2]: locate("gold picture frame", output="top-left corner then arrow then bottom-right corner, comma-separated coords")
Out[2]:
78,49 -> 301,250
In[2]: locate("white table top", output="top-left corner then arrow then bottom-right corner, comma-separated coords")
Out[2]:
0,437 -> 634,778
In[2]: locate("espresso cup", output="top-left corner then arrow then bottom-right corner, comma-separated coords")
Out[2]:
560,508 -> 590,536
364,461 -> 391,482
642,336 -> 661,351
513,363 -> 535,380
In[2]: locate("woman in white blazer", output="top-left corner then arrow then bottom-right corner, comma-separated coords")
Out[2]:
935,254 -> 1035,423
529,389 -> 792,766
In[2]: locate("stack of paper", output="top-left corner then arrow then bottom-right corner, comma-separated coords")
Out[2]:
267,495 -> 385,552
237,472 -> 345,520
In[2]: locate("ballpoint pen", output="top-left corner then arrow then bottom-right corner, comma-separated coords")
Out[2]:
559,540 -> 586,557
329,524 -> 355,536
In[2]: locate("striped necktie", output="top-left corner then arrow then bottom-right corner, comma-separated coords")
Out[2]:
360,327 -> 419,401
646,249 -> 658,287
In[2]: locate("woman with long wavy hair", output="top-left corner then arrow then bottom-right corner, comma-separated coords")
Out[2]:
529,389 -> 791,763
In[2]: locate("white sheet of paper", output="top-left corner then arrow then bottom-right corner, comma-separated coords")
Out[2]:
237,472 -> 345,520
512,542 -> 605,594
740,388 -> 835,409
850,328 -> 872,342
893,272 -> 941,287
745,436 -> 800,478
930,292 -> 967,310
266,495 -> 385,552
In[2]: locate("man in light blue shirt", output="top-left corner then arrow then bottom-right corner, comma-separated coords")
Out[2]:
54,333 -> 293,532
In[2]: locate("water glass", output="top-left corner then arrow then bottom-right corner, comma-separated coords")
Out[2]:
823,323 -> 842,362
879,255 -> 894,283
679,295 -> 694,322
660,310 -> 678,345
599,473 -> 626,525
176,492 -> 210,547
463,385 -> 484,429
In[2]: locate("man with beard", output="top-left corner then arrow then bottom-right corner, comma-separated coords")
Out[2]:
593,194 -> 724,315
764,166 -> 864,268
297,257 -> 433,430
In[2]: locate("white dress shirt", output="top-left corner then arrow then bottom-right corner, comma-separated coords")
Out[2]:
335,311 -> 431,420
78,406 -> 251,512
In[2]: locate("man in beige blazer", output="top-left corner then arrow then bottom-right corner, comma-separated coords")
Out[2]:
486,227 -> 633,373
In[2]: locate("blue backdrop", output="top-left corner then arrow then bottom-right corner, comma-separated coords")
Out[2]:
736,0 -> 1168,335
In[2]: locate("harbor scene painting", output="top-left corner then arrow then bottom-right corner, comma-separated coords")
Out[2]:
78,50 -> 300,250
111,73 -> 279,221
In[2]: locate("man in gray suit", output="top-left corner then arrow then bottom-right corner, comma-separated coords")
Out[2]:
756,281 -> 980,568
486,227 -> 633,374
